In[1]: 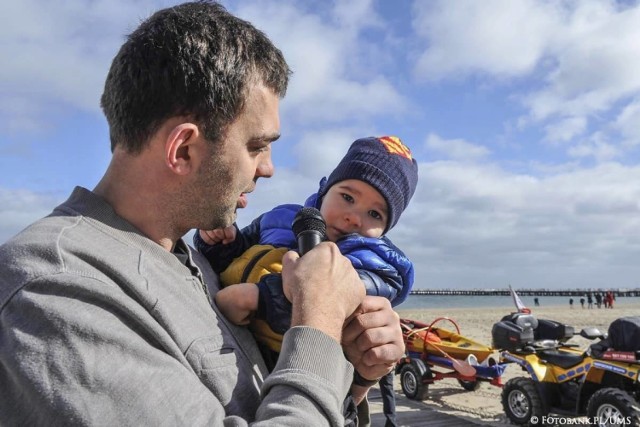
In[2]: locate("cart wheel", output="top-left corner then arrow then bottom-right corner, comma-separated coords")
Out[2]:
400,364 -> 429,401
501,377 -> 547,426
586,388 -> 640,427
457,378 -> 480,391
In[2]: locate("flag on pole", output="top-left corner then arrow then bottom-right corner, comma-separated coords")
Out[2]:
509,284 -> 531,313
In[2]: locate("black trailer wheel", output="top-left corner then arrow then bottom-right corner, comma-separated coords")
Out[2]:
586,388 -> 640,427
501,377 -> 547,426
400,364 -> 429,401
457,378 -> 481,391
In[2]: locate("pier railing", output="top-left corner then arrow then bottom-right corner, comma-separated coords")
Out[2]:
409,289 -> 640,297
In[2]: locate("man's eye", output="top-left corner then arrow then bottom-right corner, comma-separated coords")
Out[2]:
250,143 -> 270,153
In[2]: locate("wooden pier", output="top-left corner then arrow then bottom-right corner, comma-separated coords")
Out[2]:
409,288 -> 640,297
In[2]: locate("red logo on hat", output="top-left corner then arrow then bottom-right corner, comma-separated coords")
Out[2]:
378,136 -> 412,160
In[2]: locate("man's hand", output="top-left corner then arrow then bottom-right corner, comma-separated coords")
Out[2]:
214,283 -> 259,325
199,225 -> 236,245
342,296 -> 403,382
281,242 -> 365,343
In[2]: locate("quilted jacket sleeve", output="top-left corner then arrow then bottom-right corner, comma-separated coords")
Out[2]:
337,235 -> 415,307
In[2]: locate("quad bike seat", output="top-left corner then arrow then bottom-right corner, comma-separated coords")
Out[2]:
589,316 -> 640,361
534,319 -> 574,342
538,349 -> 586,369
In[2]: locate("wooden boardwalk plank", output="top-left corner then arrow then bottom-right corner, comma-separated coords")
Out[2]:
367,386 -> 501,427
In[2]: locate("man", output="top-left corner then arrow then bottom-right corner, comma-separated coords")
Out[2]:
0,2 -> 403,425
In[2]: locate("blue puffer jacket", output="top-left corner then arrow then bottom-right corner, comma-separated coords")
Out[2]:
195,184 -> 414,306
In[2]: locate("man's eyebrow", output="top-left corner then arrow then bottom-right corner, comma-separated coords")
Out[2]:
253,133 -> 280,143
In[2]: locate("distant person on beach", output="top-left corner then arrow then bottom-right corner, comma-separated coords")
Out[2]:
595,293 -> 602,308
534,297 -> 540,306
194,136 -> 418,407
569,298 -> 574,309
587,293 -> 594,309
606,291 -> 614,309
580,297 -> 585,309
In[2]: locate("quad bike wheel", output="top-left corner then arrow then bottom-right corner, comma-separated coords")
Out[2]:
457,378 -> 481,391
586,388 -> 640,427
400,364 -> 429,401
502,377 -> 547,426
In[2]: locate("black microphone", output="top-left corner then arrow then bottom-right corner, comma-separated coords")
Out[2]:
292,207 -> 326,256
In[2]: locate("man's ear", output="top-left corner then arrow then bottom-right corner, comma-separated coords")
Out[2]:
164,123 -> 200,175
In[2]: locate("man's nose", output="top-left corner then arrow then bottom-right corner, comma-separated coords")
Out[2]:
256,154 -> 274,178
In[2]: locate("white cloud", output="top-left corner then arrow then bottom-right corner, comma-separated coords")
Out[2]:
614,98 -> 640,147
0,0 -> 161,132
524,2 -> 640,122
233,1 -> 408,125
516,2 -> 640,149
425,133 -> 490,161
410,0 -> 640,161
543,117 -> 587,143
567,137 -> 620,163
412,0 -> 556,81
391,161 -> 640,289
292,129 -> 361,178
0,188 -> 64,243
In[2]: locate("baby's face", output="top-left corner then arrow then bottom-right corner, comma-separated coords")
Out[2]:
320,179 -> 388,242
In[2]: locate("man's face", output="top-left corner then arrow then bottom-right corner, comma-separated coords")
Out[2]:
320,179 -> 388,242
194,83 -> 280,230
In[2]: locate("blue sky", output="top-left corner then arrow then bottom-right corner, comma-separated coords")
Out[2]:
3,0 -> 640,290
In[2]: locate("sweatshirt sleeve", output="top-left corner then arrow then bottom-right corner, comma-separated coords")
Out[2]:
259,327 -> 355,427
0,275 -> 353,427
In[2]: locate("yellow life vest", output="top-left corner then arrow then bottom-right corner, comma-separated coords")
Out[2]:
219,245 -> 289,353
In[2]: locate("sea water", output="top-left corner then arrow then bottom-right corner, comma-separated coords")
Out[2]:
398,294 -> 639,311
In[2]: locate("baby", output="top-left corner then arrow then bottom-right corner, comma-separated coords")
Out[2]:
194,136 -> 418,367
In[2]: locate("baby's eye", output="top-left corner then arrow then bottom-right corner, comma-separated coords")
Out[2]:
369,210 -> 383,220
341,193 -> 354,203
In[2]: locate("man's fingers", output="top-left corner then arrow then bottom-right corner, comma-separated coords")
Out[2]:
280,250 -> 300,304
357,343 -> 402,367
221,225 -> 236,243
352,360 -> 396,382
283,243 -> 365,343
344,330 -> 403,365
200,228 -> 232,244
342,296 -> 398,344
342,296 -> 404,382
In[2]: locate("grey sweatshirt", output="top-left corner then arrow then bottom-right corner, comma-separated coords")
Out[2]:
0,187 -> 353,426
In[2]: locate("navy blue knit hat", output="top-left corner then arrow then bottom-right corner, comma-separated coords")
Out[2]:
318,136 -> 418,233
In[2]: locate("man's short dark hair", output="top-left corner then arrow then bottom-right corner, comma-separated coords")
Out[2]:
101,1 -> 291,153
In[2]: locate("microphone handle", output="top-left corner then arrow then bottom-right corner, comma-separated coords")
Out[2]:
297,230 -> 324,256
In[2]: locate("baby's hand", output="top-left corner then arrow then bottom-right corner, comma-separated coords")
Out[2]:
214,283 -> 259,325
199,225 -> 237,245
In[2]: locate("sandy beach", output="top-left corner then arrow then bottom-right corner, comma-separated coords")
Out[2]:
368,301 -> 640,426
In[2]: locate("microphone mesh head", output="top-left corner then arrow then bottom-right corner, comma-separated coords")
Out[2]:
292,207 -> 326,237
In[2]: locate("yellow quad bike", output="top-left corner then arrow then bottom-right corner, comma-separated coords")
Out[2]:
492,313 -> 640,427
